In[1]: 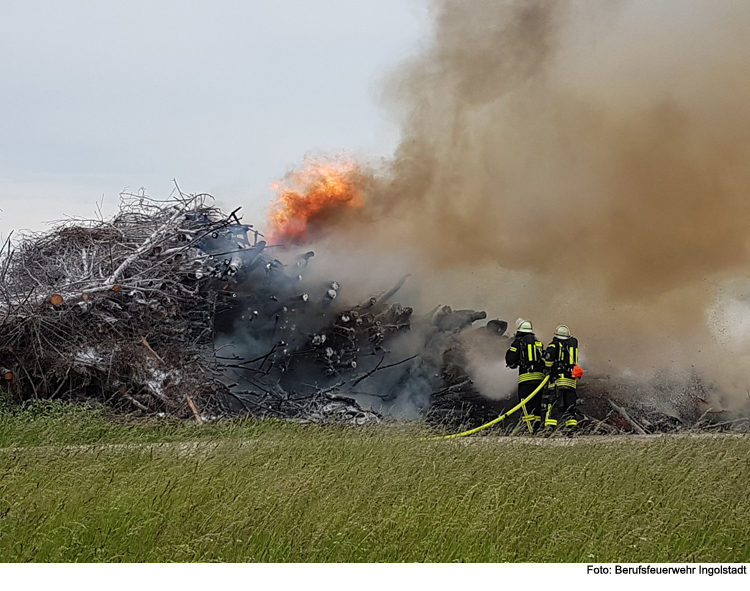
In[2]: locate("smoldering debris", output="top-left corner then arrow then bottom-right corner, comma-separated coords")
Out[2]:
256,1 -> 750,409
0,195 -> 738,432
0,192 -> 487,425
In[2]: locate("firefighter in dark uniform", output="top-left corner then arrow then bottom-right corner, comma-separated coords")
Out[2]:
543,324 -> 582,432
505,319 -> 546,433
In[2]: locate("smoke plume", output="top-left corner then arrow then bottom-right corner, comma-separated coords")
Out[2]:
284,0 -> 750,407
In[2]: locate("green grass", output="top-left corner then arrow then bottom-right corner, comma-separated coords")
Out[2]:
1,401 -> 750,562
0,399 -> 289,448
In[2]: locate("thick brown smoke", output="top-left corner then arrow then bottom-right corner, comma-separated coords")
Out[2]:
309,0 -> 750,405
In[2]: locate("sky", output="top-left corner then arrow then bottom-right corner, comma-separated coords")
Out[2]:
0,0 -> 428,235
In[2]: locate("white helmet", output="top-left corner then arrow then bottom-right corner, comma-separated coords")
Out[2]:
554,324 -> 571,339
517,320 -> 533,333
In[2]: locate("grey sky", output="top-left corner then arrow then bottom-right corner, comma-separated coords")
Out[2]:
0,0 -> 427,235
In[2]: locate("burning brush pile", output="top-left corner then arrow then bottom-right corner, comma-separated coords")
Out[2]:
0,178 -> 728,433
0,188 -> 496,425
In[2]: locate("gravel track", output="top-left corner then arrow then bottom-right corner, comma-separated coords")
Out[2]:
0,431 -> 746,456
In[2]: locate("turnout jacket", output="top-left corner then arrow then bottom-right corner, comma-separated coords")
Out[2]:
505,332 -> 545,384
544,336 -> 579,389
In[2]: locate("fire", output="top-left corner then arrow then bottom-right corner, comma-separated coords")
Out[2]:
267,157 -> 365,245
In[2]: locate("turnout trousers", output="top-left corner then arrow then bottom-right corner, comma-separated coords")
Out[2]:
544,386 -> 580,430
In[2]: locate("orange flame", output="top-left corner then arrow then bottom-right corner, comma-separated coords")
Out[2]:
267,158 -> 365,245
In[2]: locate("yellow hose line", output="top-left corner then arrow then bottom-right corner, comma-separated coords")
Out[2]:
422,375 -> 550,441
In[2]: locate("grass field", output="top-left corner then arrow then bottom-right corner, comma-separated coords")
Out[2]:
1,401 -> 749,562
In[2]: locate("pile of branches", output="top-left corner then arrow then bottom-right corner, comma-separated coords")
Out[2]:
0,190 -> 425,423
2,191 -> 723,433
0,191 -> 234,416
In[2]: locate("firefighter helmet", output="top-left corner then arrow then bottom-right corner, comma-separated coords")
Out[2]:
555,324 -> 571,339
517,320 -> 533,333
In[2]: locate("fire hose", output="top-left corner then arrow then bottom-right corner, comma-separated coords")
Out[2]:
422,375 -> 550,441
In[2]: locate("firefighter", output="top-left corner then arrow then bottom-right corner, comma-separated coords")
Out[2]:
543,324 -> 582,432
505,319 -> 545,433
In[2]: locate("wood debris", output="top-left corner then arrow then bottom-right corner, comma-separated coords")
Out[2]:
0,190 -> 732,432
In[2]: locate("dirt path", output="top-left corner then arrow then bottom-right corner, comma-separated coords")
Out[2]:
0,439 -> 259,456
0,431 -> 746,456
455,432 -> 749,446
